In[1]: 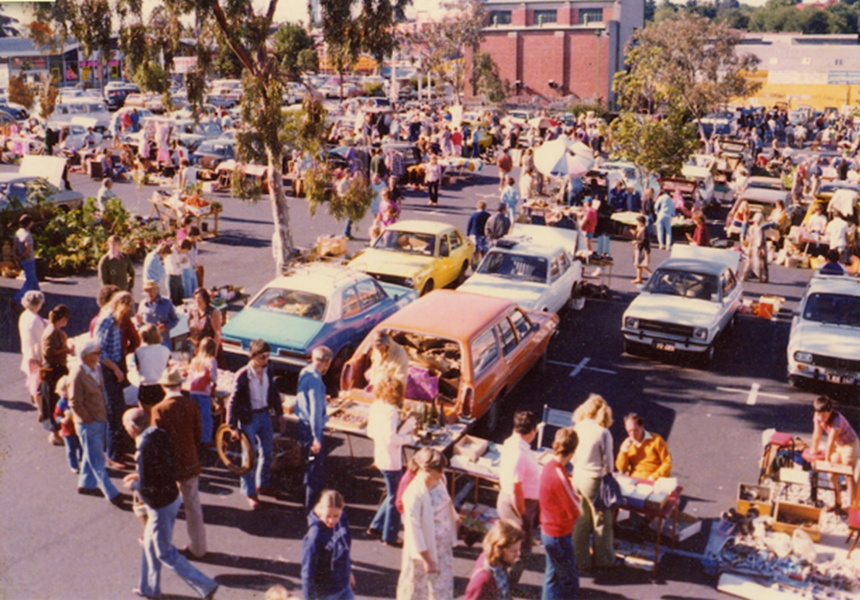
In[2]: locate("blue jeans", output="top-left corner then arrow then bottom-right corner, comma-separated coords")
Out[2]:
370,469 -> 403,543
656,216 -> 673,249
191,393 -> 213,444
319,588 -> 355,600
64,434 -> 82,471
102,365 -> 129,462
343,219 -> 353,237
77,420 -> 119,500
542,532 -> 579,600
13,258 -> 39,307
597,234 -> 610,255
182,268 -> 198,299
301,434 -> 326,512
138,496 -> 218,598
240,412 -> 274,497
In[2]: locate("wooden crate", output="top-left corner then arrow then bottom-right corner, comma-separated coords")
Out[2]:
737,483 -> 772,517
773,501 -> 821,542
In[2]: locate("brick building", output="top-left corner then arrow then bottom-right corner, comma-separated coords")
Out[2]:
466,0 -> 644,107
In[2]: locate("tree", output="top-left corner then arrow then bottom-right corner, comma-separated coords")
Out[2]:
8,73 -> 35,110
405,0 -> 486,103
272,23 -> 318,80
614,12 -> 760,126
470,51 -> 506,103
609,112 -> 699,186
116,1 -> 404,274
37,77 -> 60,121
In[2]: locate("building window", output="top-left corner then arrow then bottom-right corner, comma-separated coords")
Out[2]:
579,8 -> 603,24
835,58 -> 843,66
534,9 -> 557,25
489,10 -> 511,26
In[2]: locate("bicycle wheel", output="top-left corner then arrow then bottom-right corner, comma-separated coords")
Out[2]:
215,423 -> 253,474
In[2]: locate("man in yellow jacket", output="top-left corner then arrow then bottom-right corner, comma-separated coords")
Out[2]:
616,413 -> 673,481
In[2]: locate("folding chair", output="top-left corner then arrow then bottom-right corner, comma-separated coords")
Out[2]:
536,404 -> 574,450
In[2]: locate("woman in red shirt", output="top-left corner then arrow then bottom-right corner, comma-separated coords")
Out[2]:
540,427 -> 581,599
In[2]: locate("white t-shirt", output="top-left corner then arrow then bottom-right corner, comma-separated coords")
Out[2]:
498,433 -> 541,500
134,344 -> 171,386
825,217 -> 850,250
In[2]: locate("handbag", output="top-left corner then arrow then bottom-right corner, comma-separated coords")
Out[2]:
595,472 -> 621,512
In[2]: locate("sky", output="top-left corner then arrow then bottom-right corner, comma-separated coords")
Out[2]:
0,0 -> 448,27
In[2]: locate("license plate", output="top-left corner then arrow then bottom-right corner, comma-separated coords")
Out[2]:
654,342 -> 676,352
826,372 -> 854,385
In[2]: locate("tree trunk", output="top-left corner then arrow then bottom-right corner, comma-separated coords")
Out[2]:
266,152 -> 294,275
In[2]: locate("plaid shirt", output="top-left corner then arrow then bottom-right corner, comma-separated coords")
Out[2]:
95,314 -> 124,363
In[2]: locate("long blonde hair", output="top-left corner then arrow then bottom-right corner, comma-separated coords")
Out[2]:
573,393 -> 613,429
190,337 -> 217,373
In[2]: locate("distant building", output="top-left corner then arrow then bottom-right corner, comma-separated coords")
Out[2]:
737,32 -> 860,110
465,0 -> 644,107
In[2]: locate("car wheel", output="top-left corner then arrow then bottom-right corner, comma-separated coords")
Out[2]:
421,279 -> 434,296
567,282 -> 585,311
536,348 -> 548,374
623,338 -> 644,357
698,344 -> 716,367
456,261 -> 469,286
789,375 -> 806,389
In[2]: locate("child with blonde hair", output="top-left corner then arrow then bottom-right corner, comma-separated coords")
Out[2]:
53,375 -> 82,473
188,336 -> 218,445
302,490 -> 355,600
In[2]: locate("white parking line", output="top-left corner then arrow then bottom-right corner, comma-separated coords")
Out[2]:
548,358 -> 618,377
717,383 -> 789,405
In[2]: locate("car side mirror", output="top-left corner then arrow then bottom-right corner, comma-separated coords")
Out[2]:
532,322 -> 540,332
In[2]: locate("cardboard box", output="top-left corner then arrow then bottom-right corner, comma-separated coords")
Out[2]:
453,435 -> 489,462
773,501 -> 821,542
650,511 -> 702,542
645,492 -> 669,512
737,483 -> 772,517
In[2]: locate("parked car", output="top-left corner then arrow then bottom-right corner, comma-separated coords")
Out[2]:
725,187 -> 791,239
348,220 -> 474,295
220,264 -> 417,379
621,245 -> 742,364
0,101 -> 29,121
190,138 -> 236,171
0,156 -> 83,223
339,289 -> 559,431
51,100 -> 111,133
54,117 -> 104,152
458,225 -> 585,313
103,83 -> 139,111
787,272 -> 860,387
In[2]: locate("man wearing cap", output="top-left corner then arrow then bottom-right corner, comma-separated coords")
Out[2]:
366,330 -> 409,388
121,408 -> 218,600
151,368 -> 207,559
138,280 -> 179,349
68,339 -> 124,508
226,339 -> 286,511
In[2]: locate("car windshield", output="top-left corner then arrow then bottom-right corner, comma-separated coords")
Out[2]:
645,269 -> 718,301
804,293 -> 860,326
477,251 -> 548,283
249,287 -> 327,321
374,229 -> 436,256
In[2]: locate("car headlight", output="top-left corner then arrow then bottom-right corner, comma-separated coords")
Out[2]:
624,317 -> 639,329
794,351 -> 813,364
693,327 -> 708,340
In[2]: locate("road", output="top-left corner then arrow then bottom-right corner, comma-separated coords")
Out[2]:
1,158 -> 856,600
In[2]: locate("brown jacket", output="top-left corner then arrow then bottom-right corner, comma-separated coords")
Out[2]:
69,363 -> 107,424
151,391 -> 202,482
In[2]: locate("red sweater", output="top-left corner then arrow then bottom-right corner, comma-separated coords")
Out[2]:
539,458 -> 581,537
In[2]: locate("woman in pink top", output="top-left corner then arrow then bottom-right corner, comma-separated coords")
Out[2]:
811,396 -> 859,513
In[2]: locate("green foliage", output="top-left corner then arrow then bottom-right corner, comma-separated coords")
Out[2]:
37,78 -> 60,121
471,52 -> 506,103
29,197 -> 162,276
273,23 -> 316,80
132,59 -> 171,94
661,0 -> 860,34
608,111 -> 699,183
566,102 -> 611,121
363,82 -> 385,97
305,163 -> 373,225
8,73 -> 35,110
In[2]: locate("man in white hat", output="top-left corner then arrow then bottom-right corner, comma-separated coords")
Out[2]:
137,279 -> 179,349
68,339 -> 125,508
151,368 -> 207,559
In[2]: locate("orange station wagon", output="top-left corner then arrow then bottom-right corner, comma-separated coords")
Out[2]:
339,289 -> 558,431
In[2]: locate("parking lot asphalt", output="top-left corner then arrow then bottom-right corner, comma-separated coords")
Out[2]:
1,159 -> 857,600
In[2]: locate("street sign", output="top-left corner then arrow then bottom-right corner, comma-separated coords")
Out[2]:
827,70 -> 860,85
